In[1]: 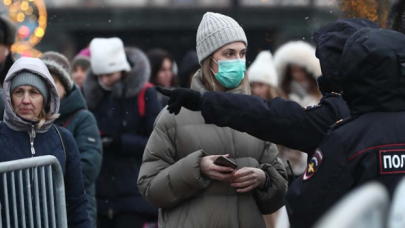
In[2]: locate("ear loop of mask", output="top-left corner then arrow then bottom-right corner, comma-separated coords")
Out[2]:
209,57 -> 218,91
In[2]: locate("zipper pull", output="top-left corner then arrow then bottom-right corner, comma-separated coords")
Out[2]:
30,125 -> 36,156
31,145 -> 35,155
31,125 -> 36,139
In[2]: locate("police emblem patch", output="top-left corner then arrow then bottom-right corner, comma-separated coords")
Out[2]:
379,149 -> 405,175
303,149 -> 323,181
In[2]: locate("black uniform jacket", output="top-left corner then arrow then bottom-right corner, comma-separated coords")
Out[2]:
286,28 -> 405,228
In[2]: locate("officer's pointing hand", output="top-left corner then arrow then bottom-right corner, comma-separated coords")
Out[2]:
156,87 -> 202,115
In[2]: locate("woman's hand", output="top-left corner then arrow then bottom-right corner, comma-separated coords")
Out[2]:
231,167 -> 266,193
200,154 -> 235,182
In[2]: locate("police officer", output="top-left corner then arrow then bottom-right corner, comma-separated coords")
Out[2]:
157,18 -> 379,155
287,28 -> 405,228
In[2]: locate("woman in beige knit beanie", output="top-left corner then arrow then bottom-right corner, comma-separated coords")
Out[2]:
138,12 -> 287,228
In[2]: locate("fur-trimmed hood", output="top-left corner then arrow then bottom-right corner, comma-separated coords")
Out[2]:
313,18 -> 380,94
274,41 -> 321,84
387,0 -> 405,34
340,28 -> 405,115
83,47 -> 150,109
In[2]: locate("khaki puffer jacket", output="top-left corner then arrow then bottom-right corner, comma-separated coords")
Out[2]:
138,71 -> 288,228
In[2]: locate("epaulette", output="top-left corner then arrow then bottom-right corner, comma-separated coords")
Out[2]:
303,104 -> 323,111
330,116 -> 355,131
320,92 -> 342,103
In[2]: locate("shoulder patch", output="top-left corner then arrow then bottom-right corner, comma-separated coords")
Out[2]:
303,104 -> 322,111
303,149 -> 323,181
380,149 -> 405,175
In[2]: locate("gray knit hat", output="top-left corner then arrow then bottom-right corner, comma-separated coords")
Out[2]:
40,51 -> 74,93
71,55 -> 90,70
196,12 -> 248,64
11,71 -> 49,104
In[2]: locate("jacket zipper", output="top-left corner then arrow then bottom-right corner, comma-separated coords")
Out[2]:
28,124 -> 36,157
28,124 -> 36,182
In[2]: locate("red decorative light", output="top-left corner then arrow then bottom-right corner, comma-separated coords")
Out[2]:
18,25 -> 30,38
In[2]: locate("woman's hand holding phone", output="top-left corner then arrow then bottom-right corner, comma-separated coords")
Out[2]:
200,154 -> 235,182
231,168 -> 266,193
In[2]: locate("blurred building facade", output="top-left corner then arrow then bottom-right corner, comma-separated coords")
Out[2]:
7,0 -> 341,64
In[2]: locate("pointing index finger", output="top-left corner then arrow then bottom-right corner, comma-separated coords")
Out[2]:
156,86 -> 172,97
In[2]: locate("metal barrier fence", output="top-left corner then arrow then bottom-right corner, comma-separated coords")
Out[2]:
0,155 -> 67,228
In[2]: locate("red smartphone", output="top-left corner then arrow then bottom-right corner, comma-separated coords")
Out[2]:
214,156 -> 237,170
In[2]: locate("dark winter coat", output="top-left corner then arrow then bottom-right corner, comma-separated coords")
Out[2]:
286,28 -> 405,228
0,54 -> 14,120
0,54 -> 14,87
54,84 -> 102,227
0,88 -> 3,120
197,18 -> 381,155
0,57 -> 91,228
83,48 -> 161,217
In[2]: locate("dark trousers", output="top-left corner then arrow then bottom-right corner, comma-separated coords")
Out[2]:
97,213 -> 148,228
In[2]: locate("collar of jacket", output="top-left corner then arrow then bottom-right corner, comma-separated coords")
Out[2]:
59,84 -> 87,120
190,69 -> 248,95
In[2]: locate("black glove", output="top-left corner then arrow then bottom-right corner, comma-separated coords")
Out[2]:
156,87 -> 202,115
100,132 -> 121,151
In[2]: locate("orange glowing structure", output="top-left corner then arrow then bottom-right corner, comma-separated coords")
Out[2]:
4,0 -> 47,58
339,0 -> 390,28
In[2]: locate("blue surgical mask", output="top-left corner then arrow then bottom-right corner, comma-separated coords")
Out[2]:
211,58 -> 246,89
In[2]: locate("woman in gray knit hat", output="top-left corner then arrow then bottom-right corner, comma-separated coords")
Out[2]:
138,12 -> 287,228
0,57 -> 91,227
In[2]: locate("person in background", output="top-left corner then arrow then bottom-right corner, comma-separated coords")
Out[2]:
40,51 -> 103,228
248,51 -> 290,171
71,48 -> 91,90
248,50 -> 285,100
0,15 -> 16,120
0,57 -> 91,228
178,50 -> 199,88
248,50 -> 288,228
83,37 -> 161,228
147,48 -> 176,107
274,41 -> 322,106
138,12 -> 287,228
273,41 -> 322,177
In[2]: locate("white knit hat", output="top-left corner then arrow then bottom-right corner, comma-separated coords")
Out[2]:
89,37 -> 131,75
196,12 -> 247,64
248,51 -> 278,87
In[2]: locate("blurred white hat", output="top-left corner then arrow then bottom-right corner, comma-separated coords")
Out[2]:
90,37 -> 131,75
248,50 -> 278,87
